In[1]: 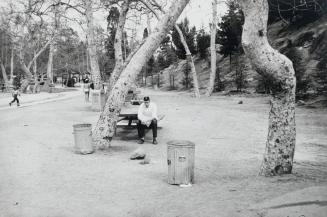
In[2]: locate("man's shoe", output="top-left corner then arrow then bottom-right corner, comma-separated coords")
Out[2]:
138,139 -> 144,144
153,139 -> 158,145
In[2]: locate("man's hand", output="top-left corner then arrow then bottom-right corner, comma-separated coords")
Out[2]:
141,120 -> 151,127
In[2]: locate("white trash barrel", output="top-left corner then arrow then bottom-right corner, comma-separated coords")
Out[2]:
91,90 -> 100,111
91,89 -> 106,111
167,140 -> 195,185
73,123 -> 94,154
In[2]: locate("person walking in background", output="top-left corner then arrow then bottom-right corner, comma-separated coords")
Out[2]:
137,96 -> 158,145
9,88 -> 20,107
83,81 -> 90,102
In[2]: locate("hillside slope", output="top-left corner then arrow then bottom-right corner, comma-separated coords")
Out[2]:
150,14 -> 326,96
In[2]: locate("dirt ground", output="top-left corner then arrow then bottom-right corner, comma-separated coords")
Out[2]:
0,88 -> 326,217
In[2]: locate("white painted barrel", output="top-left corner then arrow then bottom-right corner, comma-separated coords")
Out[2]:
167,140 -> 195,185
91,89 -> 106,111
91,90 -> 100,111
73,123 -> 94,154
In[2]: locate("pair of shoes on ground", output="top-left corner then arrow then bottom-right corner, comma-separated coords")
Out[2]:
138,138 -> 158,145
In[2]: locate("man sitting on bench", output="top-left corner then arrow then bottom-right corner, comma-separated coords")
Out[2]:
137,96 -> 158,145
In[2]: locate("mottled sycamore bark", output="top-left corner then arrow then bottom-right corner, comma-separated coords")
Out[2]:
93,0 -> 190,149
206,0 -> 218,96
85,0 -> 101,90
238,0 -> 296,176
46,42 -> 54,84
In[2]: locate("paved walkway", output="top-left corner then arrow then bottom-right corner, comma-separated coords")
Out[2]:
0,85 -> 83,111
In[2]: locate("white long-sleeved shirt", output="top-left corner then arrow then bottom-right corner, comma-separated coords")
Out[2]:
138,102 -> 158,123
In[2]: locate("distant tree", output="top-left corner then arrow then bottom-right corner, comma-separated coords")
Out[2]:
234,54 -> 247,92
171,17 -> 197,59
159,36 -> 178,68
54,28 -> 81,75
156,53 -> 166,70
105,6 -> 119,58
196,29 -> 210,59
216,1 -> 244,69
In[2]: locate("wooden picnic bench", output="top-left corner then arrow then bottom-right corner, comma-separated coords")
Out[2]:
116,103 -> 165,135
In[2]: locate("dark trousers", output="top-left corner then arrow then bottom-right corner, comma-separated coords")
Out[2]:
10,95 -> 19,105
137,119 -> 157,139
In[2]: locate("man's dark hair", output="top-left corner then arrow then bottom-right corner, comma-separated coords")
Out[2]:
144,96 -> 150,102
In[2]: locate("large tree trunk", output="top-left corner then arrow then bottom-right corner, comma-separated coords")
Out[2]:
206,0 -> 218,95
46,41 -> 54,85
93,0 -> 190,149
85,0 -> 101,90
108,0 -> 130,90
46,3 -> 59,87
0,58 -> 9,84
238,0 -> 296,176
206,0 -> 218,96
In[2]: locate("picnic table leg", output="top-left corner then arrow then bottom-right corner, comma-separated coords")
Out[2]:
128,118 -> 132,126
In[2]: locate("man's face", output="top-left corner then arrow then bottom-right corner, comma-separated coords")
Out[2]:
144,101 -> 150,108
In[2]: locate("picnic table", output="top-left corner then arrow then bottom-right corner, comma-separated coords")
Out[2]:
118,103 -> 139,126
116,103 -> 165,136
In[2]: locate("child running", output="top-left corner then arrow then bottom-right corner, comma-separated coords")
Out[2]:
9,88 -> 20,107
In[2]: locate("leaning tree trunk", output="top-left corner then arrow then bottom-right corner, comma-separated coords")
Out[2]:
93,0 -> 191,149
19,50 -> 33,92
175,25 -> 200,98
238,0 -> 296,176
108,0 -> 130,90
206,0 -> 218,96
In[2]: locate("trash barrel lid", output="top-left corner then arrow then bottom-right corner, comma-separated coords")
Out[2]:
167,140 -> 195,147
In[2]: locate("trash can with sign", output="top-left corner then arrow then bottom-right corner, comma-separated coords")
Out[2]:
167,140 -> 195,185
